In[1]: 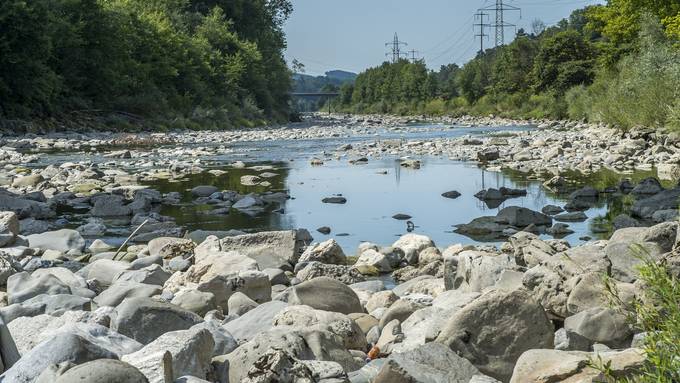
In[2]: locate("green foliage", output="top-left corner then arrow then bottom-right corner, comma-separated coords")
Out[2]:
492,35 -> 539,94
568,15 -> 680,130
598,244 -> 680,382
339,2 -> 677,131
0,0 -> 293,126
531,30 -> 596,94
342,59 -> 434,114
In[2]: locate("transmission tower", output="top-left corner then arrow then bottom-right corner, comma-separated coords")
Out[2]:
408,49 -> 421,63
385,33 -> 408,63
474,11 -> 490,53
479,0 -> 521,47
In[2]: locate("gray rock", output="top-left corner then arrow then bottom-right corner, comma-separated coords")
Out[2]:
474,188 -> 506,201
554,211 -> 588,222
322,196 -> 347,204
0,255 -> 18,287
273,305 -> 367,350
12,174 -> 44,188
441,190 -> 461,199
21,294 -> 91,315
218,230 -> 311,269
190,321 -> 237,356
392,234 -> 435,265
496,206 -> 552,227
436,289 -> 554,381
10,317 -> 142,358
376,343 -> 480,383
378,299 -> 423,329
228,348 -> 317,383
122,327 -> 214,383
91,194 -> 132,217
541,205 -> 564,215
0,211 -> 19,247
604,227 -> 665,282
563,307 -> 633,349
365,291 -> 398,313
355,249 -> 392,273
631,187 -> 680,218
393,290 -> 480,353
642,221 -> 678,253
130,255 -> 163,270
171,290 -> 217,317
232,194 -> 264,211
94,281 -> 162,308
50,359 -> 148,383
546,223 -> 574,236
613,214 -> 640,229
0,316 -> 19,371
19,218 -> 50,235
224,327 -> 359,383
114,264 -> 171,286
191,186 -> 219,198
509,348 -> 644,383
148,237 -> 194,260
477,148 -> 499,162
296,262 -> 365,285
0,333 -> 117,383
163,251 -> 269,308
168,257 -> 191,272
450,251 -> 515,293
652,209 -> 679,223
631,177 -> 663,195
111,297 -> 203,344
77,259 -> 132,287
26,229 -> 85,252
227,292 -> 258,316
0,193 -> 54,219
284,277 -> 363,315
554,327 -> 591,351
298,239 -> 346,265
222,300 -> 288,343
7,272 -> 73,305
569,186 -> 599,200
262,268 -> 289,285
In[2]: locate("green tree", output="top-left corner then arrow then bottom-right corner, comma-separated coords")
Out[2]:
0,0 -> 58,117
531,30 -> 596,94
492,35 -> 539,94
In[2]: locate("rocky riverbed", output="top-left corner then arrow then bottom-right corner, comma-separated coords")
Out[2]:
0,114 -> 678,382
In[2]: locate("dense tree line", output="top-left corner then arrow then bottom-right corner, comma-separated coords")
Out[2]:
0,0 -> 293,128
338,0 -> 680,130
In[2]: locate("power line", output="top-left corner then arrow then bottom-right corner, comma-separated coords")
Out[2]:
479,0 -> 522,47
385,33 -> 408,63
423,14 -> 475,53
429,18 -> 476,64
474,11 -> 491,53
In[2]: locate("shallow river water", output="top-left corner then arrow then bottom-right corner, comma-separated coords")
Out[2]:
28,122 -> 668,252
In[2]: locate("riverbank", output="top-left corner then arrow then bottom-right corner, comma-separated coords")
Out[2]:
0,114 -> 677,381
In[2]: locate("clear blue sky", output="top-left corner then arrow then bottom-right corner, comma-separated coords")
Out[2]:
284,0 -> 604,75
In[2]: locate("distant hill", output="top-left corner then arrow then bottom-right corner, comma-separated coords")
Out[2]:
293,70 -> 357,93
325,70 -> 357,82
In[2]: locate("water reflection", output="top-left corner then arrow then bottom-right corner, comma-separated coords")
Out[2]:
139,157 -> 667,253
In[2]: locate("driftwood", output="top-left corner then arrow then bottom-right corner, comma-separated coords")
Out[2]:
113,219 -> 149,261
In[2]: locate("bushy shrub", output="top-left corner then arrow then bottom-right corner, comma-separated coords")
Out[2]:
578,15 -> 680,130
600,244 -> 680,382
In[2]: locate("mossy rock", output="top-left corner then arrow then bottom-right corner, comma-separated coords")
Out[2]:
354,264 -> 380,276
70,183 -> 101,194
14,167 -> 31,174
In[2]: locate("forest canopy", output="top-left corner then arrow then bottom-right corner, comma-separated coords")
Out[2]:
337,0 -> 680,131
0,0 -> 293,128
